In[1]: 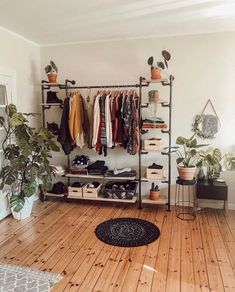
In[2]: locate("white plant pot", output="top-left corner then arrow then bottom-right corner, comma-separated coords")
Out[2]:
11,195 -> 35,220
0,193 -> 10,220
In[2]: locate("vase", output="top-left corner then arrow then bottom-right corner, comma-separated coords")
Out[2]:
47,73 -> 57,83
151,68 -> 161,80
0,193 -> 10,220
178,166 -> 196,181
11,195 -> 34,220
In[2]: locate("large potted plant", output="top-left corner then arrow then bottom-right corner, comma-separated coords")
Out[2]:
197,147 -> 235,180
147,50 -> 171,80
0,104 -> 60,220
45,60 -> 58,83
175,135 -> 207,180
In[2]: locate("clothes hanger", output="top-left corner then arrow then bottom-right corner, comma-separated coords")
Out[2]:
86,87 -> 91,103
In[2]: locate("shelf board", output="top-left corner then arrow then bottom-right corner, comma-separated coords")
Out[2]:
142,78 -> 168,84
141,150 -> 162,154
65,173 -> 136,180
40,103 -> 62,106
67,195 -> 137,204
0,105 -> 6,108
45,192 -> 65,198
41,82 -> 64,87
142,195 -> 167,205
141,177 -> 166,183
142,125 -> 167,129
141,100 -> 167,106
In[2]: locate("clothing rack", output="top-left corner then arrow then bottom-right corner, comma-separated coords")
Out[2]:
40,75 -> 173,211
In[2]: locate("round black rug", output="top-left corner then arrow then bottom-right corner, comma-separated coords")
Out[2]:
95,218 -> 160,247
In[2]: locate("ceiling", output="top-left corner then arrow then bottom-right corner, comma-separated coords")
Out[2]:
0,0 -> 235,46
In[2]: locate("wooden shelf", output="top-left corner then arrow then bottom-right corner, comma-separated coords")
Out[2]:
65,173 -> 136,180
40,103 -> 62,106
141,177 -> 166,183
45,192 -> 65,198
67,195 -> 137,204
141,195 -> 167,205
142,78 -> 168,84
41,82 -> 64,87
0,105 -> 6,108
141,149 -> 162,154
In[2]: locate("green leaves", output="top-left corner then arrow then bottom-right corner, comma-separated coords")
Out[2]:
157,61 -> 165,70
147,56 -> 154,66
0,103 -> 60,213
175,135 -> 207,167
0,116 -> 5,127
10,112 -> 27,127
7,104 -> 17,117
162,50 -> 171,61
10,195 -> 25,212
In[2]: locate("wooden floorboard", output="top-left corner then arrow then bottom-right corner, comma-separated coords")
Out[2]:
0,200 -> 235,292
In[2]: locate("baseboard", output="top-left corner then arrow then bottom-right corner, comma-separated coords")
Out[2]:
228,203 -> 235,210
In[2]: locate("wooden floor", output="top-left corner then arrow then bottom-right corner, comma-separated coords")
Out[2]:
1,200 -> 235,292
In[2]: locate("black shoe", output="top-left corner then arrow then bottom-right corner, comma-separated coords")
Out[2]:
148,163 -> 163,169
47,122 -> 60,135
46,91 -> 62,104
50,182 -> 66,194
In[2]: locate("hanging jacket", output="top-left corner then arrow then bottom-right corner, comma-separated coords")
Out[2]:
57,97 -> 74,155
69,93 -> 89,148
92,94 -> 101,147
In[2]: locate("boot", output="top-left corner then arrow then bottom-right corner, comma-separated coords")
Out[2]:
47,122 -> 60,135
46,91 -> 62,104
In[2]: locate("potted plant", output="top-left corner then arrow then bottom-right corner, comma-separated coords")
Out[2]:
0,104 -> 60,220
175,135 -> 207,180
147,50 -> 171,80
45,60 -> 58,83
197,147 -> 235,181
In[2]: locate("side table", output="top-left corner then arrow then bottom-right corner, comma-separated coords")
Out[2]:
196,180 -> 228,210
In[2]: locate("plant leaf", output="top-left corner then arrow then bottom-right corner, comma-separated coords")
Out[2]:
10,195 -> 25,212
162,50 -> 171,61
157,61 -> 165,70
176,136 -> 188,145
147,56 -> 154,66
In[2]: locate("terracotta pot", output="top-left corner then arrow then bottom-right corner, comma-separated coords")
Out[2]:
177,166 -> 196,181
151,68 -> 161,80
47,73 -> 57,83
150,191 -> 160,201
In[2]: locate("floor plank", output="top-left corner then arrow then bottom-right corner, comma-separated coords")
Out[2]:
1,201 -> 235,292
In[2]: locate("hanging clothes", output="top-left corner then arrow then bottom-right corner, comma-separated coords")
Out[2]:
69,92 -> 89,148
58,97 -> 75,155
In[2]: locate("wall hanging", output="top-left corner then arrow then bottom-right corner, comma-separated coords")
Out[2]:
192,99 -> 221,139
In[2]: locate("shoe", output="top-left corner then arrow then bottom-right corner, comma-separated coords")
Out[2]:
46,91 -> 62,104
50,182 -> 66,194
47,122 -> 60,135
148,163 -> 163,169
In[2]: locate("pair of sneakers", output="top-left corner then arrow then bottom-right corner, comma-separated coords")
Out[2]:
47,122 -> 60,135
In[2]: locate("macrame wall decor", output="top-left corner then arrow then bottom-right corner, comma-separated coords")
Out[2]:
192,99 -> 221,139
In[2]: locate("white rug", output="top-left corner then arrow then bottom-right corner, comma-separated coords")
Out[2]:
0,263 -> 62,292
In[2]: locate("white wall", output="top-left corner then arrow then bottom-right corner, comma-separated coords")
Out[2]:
0,27 -> 41,124
41,31 -> 235,209
0,28 -> 41,219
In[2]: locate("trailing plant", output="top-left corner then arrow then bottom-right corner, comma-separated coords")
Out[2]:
175,135 -> 207,167
0,104 -> 60,212
197,147 -> 235,178
45,60 -> 58,74
147,50 -> 171,70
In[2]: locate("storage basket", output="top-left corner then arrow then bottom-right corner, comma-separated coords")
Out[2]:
144,138 -> 162,151
146,167 -> 164,180
83,183 -> 102,198
68,184 -> 85,198
102,181 -> 138,200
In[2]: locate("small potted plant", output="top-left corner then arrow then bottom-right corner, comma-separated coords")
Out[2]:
147,50 -> 171,80
197,147 -> 235,181
150,183 -> 160,201
45,60 -> 58,83
0,104 -> 60,220
175,135 -> 207,180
